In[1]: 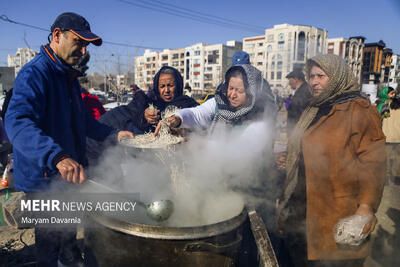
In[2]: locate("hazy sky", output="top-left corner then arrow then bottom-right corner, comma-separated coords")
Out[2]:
1,0 -> 399,74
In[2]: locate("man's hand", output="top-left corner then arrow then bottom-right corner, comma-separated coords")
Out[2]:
355,204 -> 377,235
117,131 -> 134,142
56,158 -> 86,184
144,107 -> 160,125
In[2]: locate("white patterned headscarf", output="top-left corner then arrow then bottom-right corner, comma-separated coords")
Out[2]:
210,64 -> 276,131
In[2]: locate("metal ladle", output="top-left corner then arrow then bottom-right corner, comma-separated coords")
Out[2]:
85,179 -> 174,222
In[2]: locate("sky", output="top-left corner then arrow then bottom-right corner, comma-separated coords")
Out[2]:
1,0 -> 399,75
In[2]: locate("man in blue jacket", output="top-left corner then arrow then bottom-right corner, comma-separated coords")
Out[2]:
5,12 -> 133,266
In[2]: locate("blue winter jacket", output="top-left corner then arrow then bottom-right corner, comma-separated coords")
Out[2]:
5,44 -> 115,192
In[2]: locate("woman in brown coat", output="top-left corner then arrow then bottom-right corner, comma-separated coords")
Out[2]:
279,54 -> 386,266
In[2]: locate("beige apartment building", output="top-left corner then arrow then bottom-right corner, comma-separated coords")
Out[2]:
134,49 -> 159,90
243,23 -> 327,95
326,37 -> 365,83
7,47 -> 39,75
134,41 -> 242,93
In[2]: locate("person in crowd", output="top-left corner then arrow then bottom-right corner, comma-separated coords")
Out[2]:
381,87 -> 400,185
158,63 -> 281,258
4,12 -> 133,266
81,88 -> 106,119
286,69 -> 312,135
232,51 -> 250,66
184,83 -> 193,97
157,64 -> 276,135
285,94 -> 292,111
86,66 -> 198,162
130,83 -> 142,98
376,86 -> 393,113
273,89 -> 283,111
1,88 -> 13,122
127,66 -> 198,133
278,54 -> 385,266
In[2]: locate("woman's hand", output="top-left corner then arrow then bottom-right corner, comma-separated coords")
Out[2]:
144,107 -> 160,125
355,204 -> 377,235
275,151 -> 287,170
154,115 -> 182,137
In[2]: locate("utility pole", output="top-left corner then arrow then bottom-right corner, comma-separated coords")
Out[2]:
104,61 -> 107,93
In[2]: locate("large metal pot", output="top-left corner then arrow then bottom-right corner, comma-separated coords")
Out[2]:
84,207 -> 248,267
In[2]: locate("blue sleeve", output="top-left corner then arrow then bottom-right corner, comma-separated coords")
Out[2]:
85,113 -> 117,142
5,68 -> 64,171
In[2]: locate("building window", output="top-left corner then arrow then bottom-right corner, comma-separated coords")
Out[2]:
278,42 -> 284,50
277,71 -> 282,80
172,53 -> 179,59
193,59 -> 200,64
278,33 -> 284,40
257,62 -> 263,66
162,55 -> 168,60
267,45 -> 272,52
245,43 -> 255,49
268,34 -> 274,42
180,53 -> 185,58
258,52 -> 263,56
172,61 -> 179,66
194,82 -> 200,87
258,42 -> 263,47
297,32 -> 306,61
194,50 -> 201,56
277,54 -> 283,70
271,72 -> 275,80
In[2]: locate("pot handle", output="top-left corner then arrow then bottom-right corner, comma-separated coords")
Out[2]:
184,234 -> 242,254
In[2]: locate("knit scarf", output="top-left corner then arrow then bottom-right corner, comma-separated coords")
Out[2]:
279,54 -> 367,220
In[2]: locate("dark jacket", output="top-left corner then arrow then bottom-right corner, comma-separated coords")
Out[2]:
287,82 -> 312,135
125,66 -> 198,133
86,66 -> 198,161
5,44 -> 114,192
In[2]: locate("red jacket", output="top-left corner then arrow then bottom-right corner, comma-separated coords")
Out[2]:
81,92 -> 106,120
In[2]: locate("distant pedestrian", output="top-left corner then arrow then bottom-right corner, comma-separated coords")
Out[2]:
286,69 -> 312,136
382,88 -> 400,185
232,51 -> 250,66
285,94 -> 292,111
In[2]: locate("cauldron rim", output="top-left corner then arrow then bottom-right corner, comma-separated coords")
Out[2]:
87,207 -> 248,240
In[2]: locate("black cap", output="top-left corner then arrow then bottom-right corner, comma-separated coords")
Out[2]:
51,12 -> 102,46
286,69 -> 305,80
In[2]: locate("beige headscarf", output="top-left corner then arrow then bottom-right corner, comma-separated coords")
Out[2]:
279,54 -> 362,219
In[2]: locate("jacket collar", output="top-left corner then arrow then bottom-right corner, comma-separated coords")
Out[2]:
41,44 -> 83,78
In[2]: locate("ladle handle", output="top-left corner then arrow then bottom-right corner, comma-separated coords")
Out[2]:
86,179 -> 117,193
85,179 -> 147,208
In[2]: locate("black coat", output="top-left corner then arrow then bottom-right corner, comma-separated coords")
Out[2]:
287,82 -> 312,135
86,66 -> 198,162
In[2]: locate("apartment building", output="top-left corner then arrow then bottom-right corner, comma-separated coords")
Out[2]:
7,47 -> 39,75
362,40 -> 393,85
326,36 -> 365,83
185,41 -> 241,93
134,41 -> 242,93
389,54 -> 400,84
244,24 -> 327,95
134,49 -> 159,90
